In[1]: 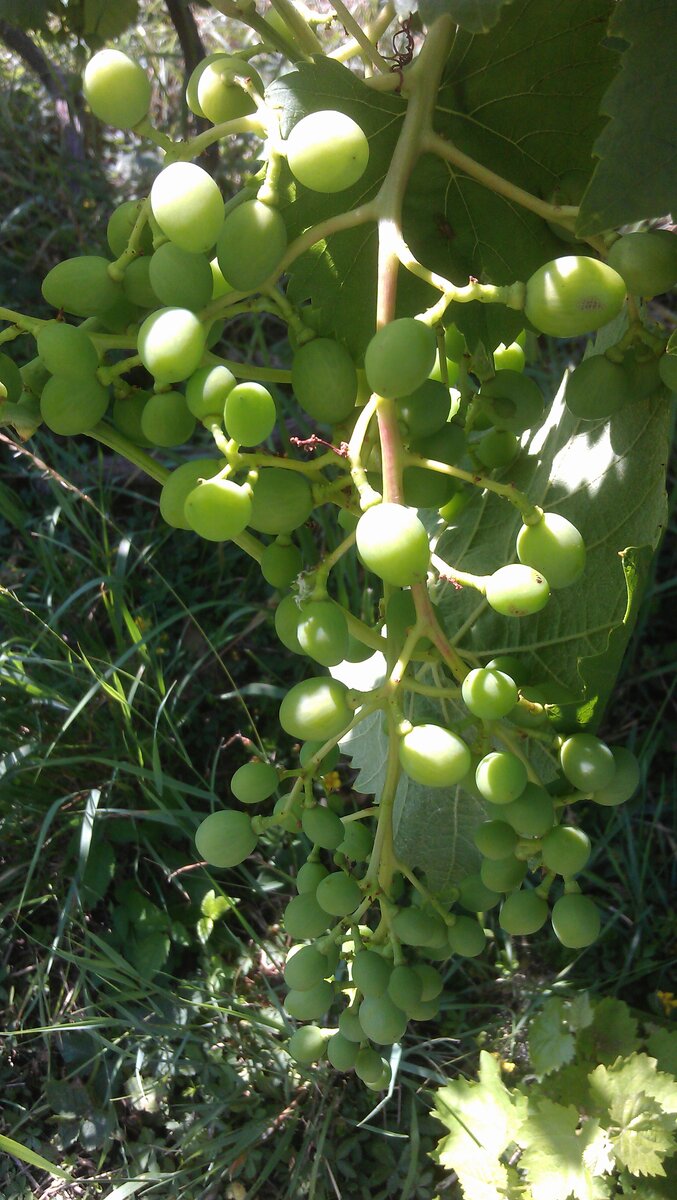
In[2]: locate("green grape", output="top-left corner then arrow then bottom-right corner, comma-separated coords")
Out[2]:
319,938 -> 341,974
336,819 -> 372,862
283,892 -> 333,939
560,732 -> 616,792
404,424 -> 467,507
396,379 -> 451,438
291,338 -> 358,424
428,357 -> 460,387
591,746 -> 640,806
112,392 -> 152,447
364,318 -> 437,400
392,906 -> 445,948
280,677 -> 352,743
413,964 -> 443,1001
407,995 -> 442,1022
485,564 -> 550,617
327,1032 -> 359,1070
42,256 -> 121,317
457,873 -> 501,913
284,944 -> 331,990
0,352 -> 22,403
107,199 -> 154,258
444,322 -> 465,360
296,600 -> 349,667
40,375 -> 109,435
541,826 -> 591,877
83,49 -> 151,129
138,308 -> 207,383
96,293 -> 142,333
140,390 -> 196,447
359,994 -> 407,1045
185,51 -> 230,116
658,352 -> 677,392
507,685 -> 548,730
499,783 -> 555,838
185,364 -> 236,420
479,855 -> 527,894
284,981 -> 334,1020
447,916 -> 486,957
516,512 -> 585,590
194,809 -> 257,867
231,761 -> 278,805
148,243 -> 213,311
248,469 -> 313,536
196,55 -> 263,124
216,199 -> 287,291
224,381 -> 276,446
461,667 -> 518,720
356,503 -> 430,587
352,950 -> 392,997
273,794 -> 302,833
315,871 -> 361,917
122,257 -> 157,308
438,483 -> 472,523
36,322 -> 99,379
524,255 -> 626,338
299,740 -> 340,773
184,477 -> 252,541
493,340 -> 525,372
261,538 -> 302,589
473,820 -> 518,860
151,162 -> 225,254
355,1046 -> 387,1085
411,420 -> 466,468
338,1005 -> 364,1043
551,893 -> 600,949
364,1062 -> 392,1091
338,509 -> 359,533
475,752 -> 528,805
485,655 -> 529,685
385,590 -> 431,652
300,804 -> 345,849
399,723 -> 471,788
274,594 -> 303,653
295,861 -> 329,893
286,110 -> 369,193
565,354 -> 632,421
344,634 -> 375,664
607,230 -> 677,297
387,965 -> 423,1014
209,256 -> 232,300
477,371 -> 544,433
288,1025 -> 328,1065
476,428 -> 519,469
159,458 -> 223,529
499,889 -> 548,935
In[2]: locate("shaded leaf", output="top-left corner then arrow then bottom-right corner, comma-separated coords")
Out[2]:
419,0 -> 517,33
646,1029 -> 677,1077
528,998 -> 576,1078
576,997 -> 640,1067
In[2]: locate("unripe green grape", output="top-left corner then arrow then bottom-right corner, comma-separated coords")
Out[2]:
507,685 -> 548,730
296,600 -> 349,667
336,819 -> 372,862
140,390 -> 196,447
248,468 -> 313,536
274,793 -> 302,833
159,458 -> 222,529
355,1046 -> 387,1084
396,379 -> 451,437
224,381 -> 276,446
399,723 -> 471,788
284,980 -> 334,1020
261,539 -> 302,590
476,428 -> 519,470
411,421 -> 466,468
475,752 -> 528,805
493,340 -> 525,372
565,354 -> 632,421
112,392 -> 152,447
477,370 -> 544,433
438,483 -> 472,523
291,337 -> 358,424
36,322 -> 99,379
327,1031 -> 359,1070
40,375 -> 109,436
286,110 -> 369,193
516,512 -> 585,590
185,52 -> 230,116
230,761 -> 278,805
138,308 -> 206,383
480,855 -> 527,894
428,357 -> 460,387
295,861 -> 329,893
217,199 -> 287,291
408,995 -> 442,1022
356,502 -> 430,588
499,782 -> 555,838
525,255 -> 626,338
656,351 -> 677,392
541,826 -> 591,877
83,49 -> 151,129
385,590 -> 431,652
319,939 -> 341,974
107,199 -> 154,258
444,322 -> 465,361
283,892 -> 333,939
274,594 -> 303,654
387,965 -> 423,1014
95,293 -> 142,333
42,255 -> 121,318
606,230 -> 677,297
338,1005 -> 364,1043
195,809 -> 257,867
352,949 -> 392,998
413,964 -> 443,1002
404,425 -> 467,507
462,667 -> 518,720
197,55 -> 263,124
315,871 -> 361,917
344,634 -> 375,664
280,677 -> 352,743
184,477 -> 252,541
551,893 -> 601,949
485,564 -> 550,618
185,364 -> 236,420
148,243 -> 213,311
288,1025 -> 328,1065
560,732 -> 615,792
0,352 -> 22,404
392,906 -> 445,948
299,740 -> 340,773
447,916 -> 487,957
151,162 -> 225,254
338,508 -> 359,533
486,655 -> 529,685
499,889 -> 548,935
121,256 -> 157,308
473,820 -> 518,860
284,944 -> 331,990
590,746 -> 640,806
301,804 -> 345,849
359,994 -> 407,1045
457,873 -> 501,912
364,318 -> 437,400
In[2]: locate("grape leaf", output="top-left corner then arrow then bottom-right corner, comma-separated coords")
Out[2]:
596,1088 -> 676,1177
576,997 -> 640,1067
646,1029 -> 677,1078
528,998 -> 576,1077
519,1100 -> 608,1200
588,1055 -> 677,1119
418,0 -> 517,32
79,0 -> 139,42
0,0 -> 53,29
431,384 -> 669,729
577,0 -> 677,235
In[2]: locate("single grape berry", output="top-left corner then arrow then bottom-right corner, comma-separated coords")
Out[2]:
485,564 -> 550,617
184,477 -> 252,541
283,893 -> 332,939
565,354 -> 633,421
480,855 -> 527,894
196,55 -> 263,124
248,469 -> 313,536
473,820 -> 518,860
560,732 -> 616,792
541,825 -> 591,877
231,761 -> 278,805
280,677 -> 353,742
291,337 -> 358,424
296,600 -> 349,667
138,307 -> 207,383
516,512 -> 586,590
315,871 -> 361,917
475,751 -> 528,805
359,994 -> 407,1045
499,889 -> 548,935
457,874 -> 501,913
140,391 -> 196,447
288,1025 -> 328,1065
327,1032 -> 359,1070
461,667 -> 518,720
399,723 -> 471,787
40,375 -> 109,436
499,782 -> 555,838
284,981 -> 334,1020
224,381 -> 276,446
151,162 -> 225,254
159,458 -> 223,529
286,110 -> 369,193
195,809 -> 257,868
216,199 -> 287,292
524,256 -> 626,338
284,944 -> 330,991
295,861 -> 329,893
447,916 -> 487,957
83,49 -> 151,129
352,949 -> 392,997
261,539 -> 303,590
42,256 -> 121,318
356,503 -> 430,588
476,371 -> 544,433
364,318 -> 437,400
37,322 -> 99,380
551,893 -> 601,949
606,230 -> 677,298
590,746 -> 640,806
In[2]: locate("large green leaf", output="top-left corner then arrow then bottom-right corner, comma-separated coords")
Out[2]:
419,0 -> 517,33
577,0 -> 677,235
